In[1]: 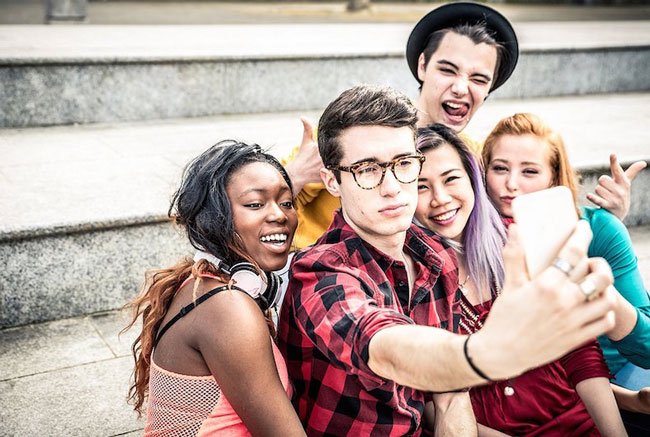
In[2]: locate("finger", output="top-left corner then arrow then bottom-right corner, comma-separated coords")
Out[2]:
567,257 -> 590,283
624,160 -> 647,181
586,193 -> 607,208
556,220 -> 593,268
609,153 -> 625,182
536,221 -> 592,287
574,309 -> 616,345
573,286 -> 616,328
593,184 -> 616,201
575,259 -> 613,302
300,117 -> 315,149
502,224 -> 529,289
597,174 -> 618,191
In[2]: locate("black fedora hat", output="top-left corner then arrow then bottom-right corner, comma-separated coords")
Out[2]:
406,2 -> 518,92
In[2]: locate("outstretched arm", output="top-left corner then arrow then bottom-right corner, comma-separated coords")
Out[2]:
369,222 -> 616,391
586,153 -> 646,221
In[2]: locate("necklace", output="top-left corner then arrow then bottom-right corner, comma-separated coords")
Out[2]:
458,281 -> 515,397
459,274 -> 470,290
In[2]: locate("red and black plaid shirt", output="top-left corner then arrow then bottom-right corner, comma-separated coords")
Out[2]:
278,210 -> 460,436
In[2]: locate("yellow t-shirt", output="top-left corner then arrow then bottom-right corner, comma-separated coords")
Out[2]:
283,132 -> 482,249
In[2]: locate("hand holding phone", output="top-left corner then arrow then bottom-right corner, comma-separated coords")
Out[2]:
511,186 -> 579,277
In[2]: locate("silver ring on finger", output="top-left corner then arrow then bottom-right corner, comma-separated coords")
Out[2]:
551,257 -> 574,277
579,278 -> 599,302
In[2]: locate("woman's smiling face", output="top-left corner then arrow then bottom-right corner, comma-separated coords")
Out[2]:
415,143 -> 475,242
227,161 -> 298,272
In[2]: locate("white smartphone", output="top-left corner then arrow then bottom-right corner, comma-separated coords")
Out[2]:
511,186 -> 579,277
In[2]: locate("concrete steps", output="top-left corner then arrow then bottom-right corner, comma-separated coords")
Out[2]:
2,21 -> 650,127
1,92 -> 650,328
1,21 -> 649,328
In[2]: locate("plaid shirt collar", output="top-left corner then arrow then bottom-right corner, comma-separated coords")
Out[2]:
319,209 -> 447,273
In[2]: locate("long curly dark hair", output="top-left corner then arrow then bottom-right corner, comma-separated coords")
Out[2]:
123,140 -> 293,415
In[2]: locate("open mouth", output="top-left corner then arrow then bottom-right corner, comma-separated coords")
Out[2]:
260,233 -> 289,247
442,101 -> 469,119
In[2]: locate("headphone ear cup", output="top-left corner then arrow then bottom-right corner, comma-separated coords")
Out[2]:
230,262 -> 265,301
229,262 -> 282,312
263,272 -> 282,309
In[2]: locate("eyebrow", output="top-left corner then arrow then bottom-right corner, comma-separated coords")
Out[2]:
491,158 -> 543,167
350,152 -> 414,166
238,186 -> 291,198
437,59 -> 492,82
440,168 -> 462,176
419,167 -> 461,180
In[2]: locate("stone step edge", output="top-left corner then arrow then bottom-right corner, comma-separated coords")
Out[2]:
2,159 -> 648,244
3,45 -> 649,66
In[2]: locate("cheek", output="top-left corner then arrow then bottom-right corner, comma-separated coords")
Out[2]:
485,173 -> 501,195
520,177 -> 551,194
415,195 -> 429,221
470,85 -> 489,105
288,210 -> 299,232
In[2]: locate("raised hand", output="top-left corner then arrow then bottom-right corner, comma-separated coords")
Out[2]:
586,153 -> 647,221
283,117 -> 324,194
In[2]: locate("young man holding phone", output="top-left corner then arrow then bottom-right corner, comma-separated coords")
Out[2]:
278,84 -> 617,435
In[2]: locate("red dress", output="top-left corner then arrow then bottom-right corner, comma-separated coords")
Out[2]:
460,296 -> 611,436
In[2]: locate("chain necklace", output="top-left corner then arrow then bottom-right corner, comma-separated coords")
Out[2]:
458,275 -> 515,397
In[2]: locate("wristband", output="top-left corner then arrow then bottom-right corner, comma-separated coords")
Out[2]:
463,334 -> 494,382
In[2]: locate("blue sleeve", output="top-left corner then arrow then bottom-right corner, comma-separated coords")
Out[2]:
611,307 -> 650,369
585,207 -> 650,369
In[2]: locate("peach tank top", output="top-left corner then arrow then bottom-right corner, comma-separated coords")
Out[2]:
144,339 -> 291,436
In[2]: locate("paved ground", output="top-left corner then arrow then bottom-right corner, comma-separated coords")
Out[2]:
2,0 -> 650,24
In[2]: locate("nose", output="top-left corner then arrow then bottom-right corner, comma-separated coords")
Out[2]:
430,187 -> 452,207
451,76 -> 469,97
505,172 -> 519,192
379,167 -> 401,197
267,202 -> 288,223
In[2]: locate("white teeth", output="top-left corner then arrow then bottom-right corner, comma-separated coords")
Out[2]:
433,210 -> 457,221
260,233 -> 288,243
446,102 -> 462,109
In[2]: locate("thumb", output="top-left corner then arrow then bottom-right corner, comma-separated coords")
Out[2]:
300,117 -> 315,149
624,160 -> 647,182
501,224 -> 529,292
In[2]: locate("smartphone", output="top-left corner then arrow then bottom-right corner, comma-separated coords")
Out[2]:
511,186 -> 579,277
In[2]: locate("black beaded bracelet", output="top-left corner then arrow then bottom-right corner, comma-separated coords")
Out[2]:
463,334 -> 494,382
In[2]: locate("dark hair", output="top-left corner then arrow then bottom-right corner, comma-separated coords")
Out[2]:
421,23 -> 504,91
171,140 -> 293,268
124,140 -> 292,415
417,124 -> 505,302
317,85 -> 418,181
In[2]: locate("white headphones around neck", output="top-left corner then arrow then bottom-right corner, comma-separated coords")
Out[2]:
193,251 -> 282,311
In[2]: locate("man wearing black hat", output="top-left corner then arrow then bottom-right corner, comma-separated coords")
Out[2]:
283,2 -> 519,250
406,2 -> 517,136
